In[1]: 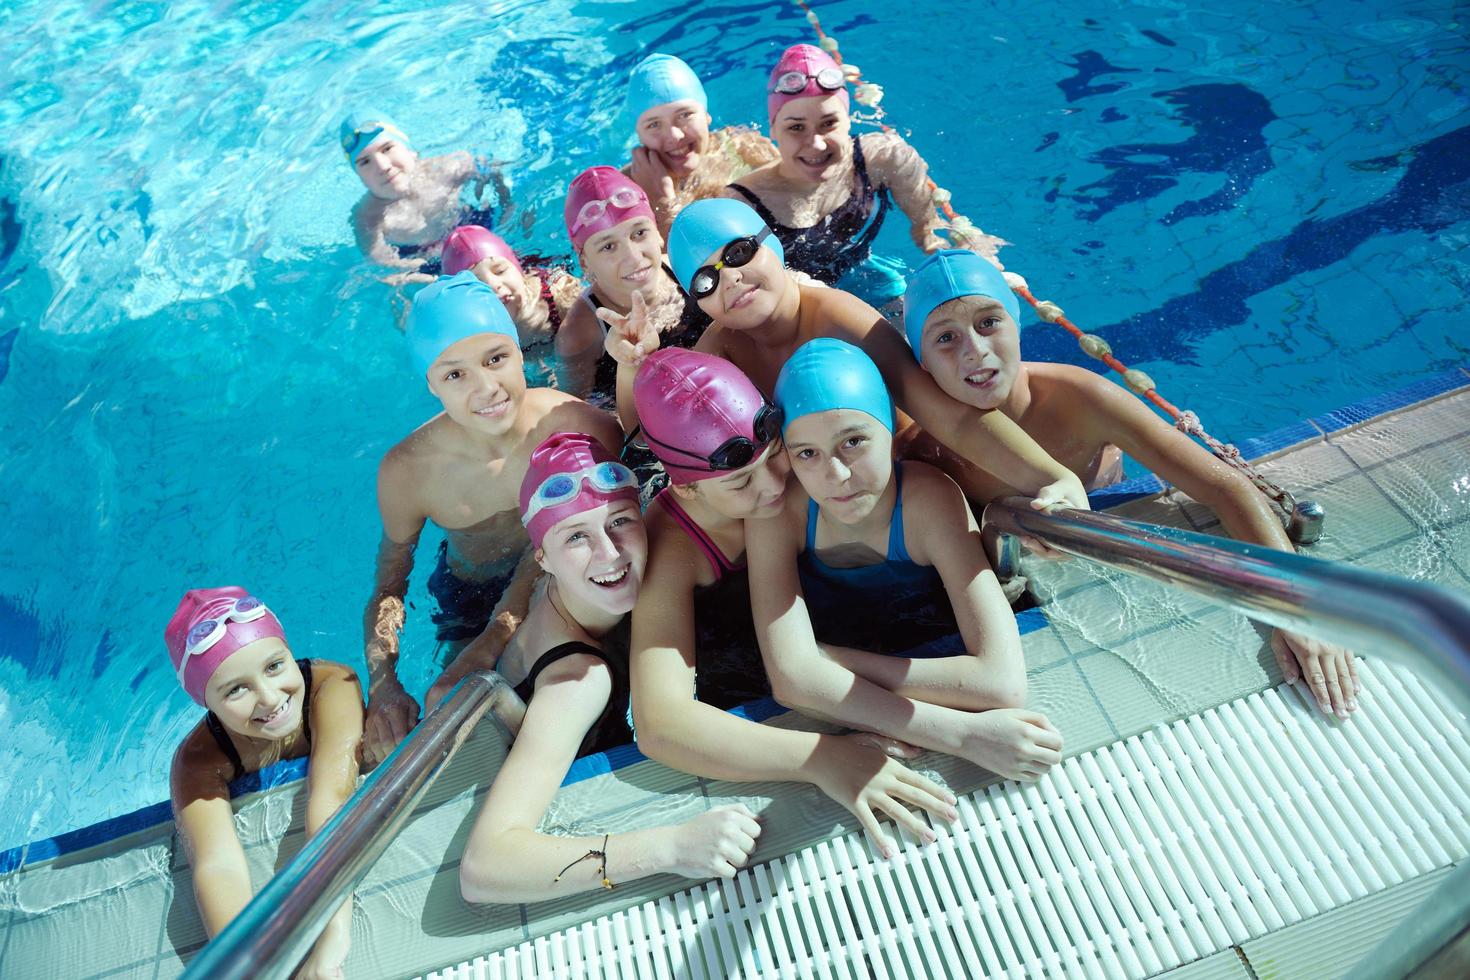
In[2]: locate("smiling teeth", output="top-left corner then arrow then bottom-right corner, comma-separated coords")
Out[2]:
257,696 -> 289,724
591,568 -> 629,586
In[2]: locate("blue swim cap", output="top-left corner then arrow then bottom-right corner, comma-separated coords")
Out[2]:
902,249 -> 1020,363
667,199 -> 785,293
407,271 -> 520,378
625,53 -> 709,131
339,109 -> 412,163
775,338 -> 894,434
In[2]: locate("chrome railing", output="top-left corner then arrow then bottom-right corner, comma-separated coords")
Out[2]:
985,498 -> 1470,977
180,670 -> 524,980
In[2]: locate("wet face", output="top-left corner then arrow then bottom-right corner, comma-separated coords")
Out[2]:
204,638 -> 305,741
685,440 -> 792,519
636,100 -> 713,177
579,217 -> 665,307
426,333 -> 527,435
772,94 -> 851,184
354,137 -> 418,200
539,499 -> 648,616
785,409 -> 894,526
918,295 -> 1021,411
469,257 -> 528,319
693,239 -> 785,330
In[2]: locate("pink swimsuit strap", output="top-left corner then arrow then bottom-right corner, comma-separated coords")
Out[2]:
653,490 -> 744,581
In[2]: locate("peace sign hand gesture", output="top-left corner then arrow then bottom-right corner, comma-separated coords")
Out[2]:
598,290 -> 661,368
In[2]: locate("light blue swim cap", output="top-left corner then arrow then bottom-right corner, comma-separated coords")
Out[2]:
407,271 -> 520,378
775,338 -> 894,435
339,109 -> 411,163
667,198 -> 786,293
625,53 -> 708,131
902,249 -> 1020,363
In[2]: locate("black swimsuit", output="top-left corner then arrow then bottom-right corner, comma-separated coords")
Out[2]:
729,136 -> 891,286
512,640 -> 633,757
391,204 -> 496,276
205,658 -> 314,783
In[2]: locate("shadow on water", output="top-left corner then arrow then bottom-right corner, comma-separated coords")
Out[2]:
1057,50 -> 1138,103
1028,123 -> 1470,366
1068,83 -> 1278,225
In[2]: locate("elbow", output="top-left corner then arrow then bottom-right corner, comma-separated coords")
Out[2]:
952,657 -> 1027,712
767,671 -> 817,714
459,845 -> 514,905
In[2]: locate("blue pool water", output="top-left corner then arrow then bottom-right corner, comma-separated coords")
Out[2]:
0,0 -> 1465,852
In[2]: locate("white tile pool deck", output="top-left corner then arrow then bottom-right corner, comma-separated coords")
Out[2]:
1,381 -> 1467,979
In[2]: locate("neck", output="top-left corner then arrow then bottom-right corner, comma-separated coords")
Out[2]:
550,579 -> 623,638
999,364 -> 1031,422
749,275 -> 804,350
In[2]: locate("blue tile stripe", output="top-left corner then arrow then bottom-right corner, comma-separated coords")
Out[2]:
8,363 -> 1467,870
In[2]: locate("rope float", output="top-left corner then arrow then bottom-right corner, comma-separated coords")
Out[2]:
790,0 -> 1323,544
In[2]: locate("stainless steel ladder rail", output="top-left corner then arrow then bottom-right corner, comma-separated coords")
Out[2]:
180,670 -> 524,980
985,499 -> 1470,979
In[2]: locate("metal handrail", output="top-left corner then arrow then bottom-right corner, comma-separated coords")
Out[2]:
180,670 -> 524,980
985,498 -> 1470,978
985,499 -> 1470,706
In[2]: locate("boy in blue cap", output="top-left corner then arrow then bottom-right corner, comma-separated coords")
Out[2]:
361,271 -> 620,766
341,110 -> 509,287
903,249 -> 1360,721
622,53 -> 777,236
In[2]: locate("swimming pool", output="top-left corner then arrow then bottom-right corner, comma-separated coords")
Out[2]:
0,0 -> 1465,854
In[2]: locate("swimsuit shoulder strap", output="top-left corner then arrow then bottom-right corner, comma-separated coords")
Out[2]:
581,286 -> 601,316
539,272 -> 563,335
297,658 -> 314,746
887,463 -> 913,563
513,640 -> 616,702
204,712 -> 246,783
805,495 -> 821,553
851,135 -> 876,195
656,491 -> 737,580
727,184 -> 785,231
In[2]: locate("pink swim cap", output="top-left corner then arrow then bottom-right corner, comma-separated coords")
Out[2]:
442,226 -> 522,277
165,587 -> 287,707
563,166 -> 657,251
519,432 -> 640,549
767,43 -> 849,124
633,349 -> 772,485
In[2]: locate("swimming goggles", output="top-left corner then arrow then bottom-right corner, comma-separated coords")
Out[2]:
688,229 -> 773,300
341,121 -> 408,162
177,595 -> 269,682
521,461 -> 639,527
570,188 -> 648,236
643,401 -> 784,473
771,67 -> 845,96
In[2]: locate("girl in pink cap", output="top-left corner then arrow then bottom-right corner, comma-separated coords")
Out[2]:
166,587 -> 363,979
441,224 -> 580,383
554,166 -> 712,411
459,432 -> 762,904
625,349 -> 960,860
721,43 -> 963,306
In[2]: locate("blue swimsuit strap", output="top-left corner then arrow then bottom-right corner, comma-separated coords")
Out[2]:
806,463 -> 909,562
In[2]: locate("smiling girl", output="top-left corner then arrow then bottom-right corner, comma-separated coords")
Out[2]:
458,432 -> 761,904
745,339 -> 1063,784
168,588 -> 363,979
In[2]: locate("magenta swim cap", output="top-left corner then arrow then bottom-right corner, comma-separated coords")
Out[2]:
767,43 -> 849,124
165,587 -> 287,707
519,432 -> 640,549
633,348 -> 771,485
442,226 -> 521,277
564,166 -> 657,251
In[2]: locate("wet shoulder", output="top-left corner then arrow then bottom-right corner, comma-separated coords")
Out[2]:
170,719 -> 234,793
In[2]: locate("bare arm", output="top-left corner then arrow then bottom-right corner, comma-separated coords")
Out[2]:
815,466 -> 1026,711
171,738 -> 252,938
459,654 -> 760,903
862,132 -> 945,253
825,289 -> 1087,508
1073,368 -> 1358,716
352,202 -> 435,285
361,452 -> 429,765
297,666 -> 365,976
554,302 -> 606,402
630,524 -> 959,853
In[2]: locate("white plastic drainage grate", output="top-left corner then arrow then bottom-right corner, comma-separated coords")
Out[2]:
422,659 -> 1470,980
